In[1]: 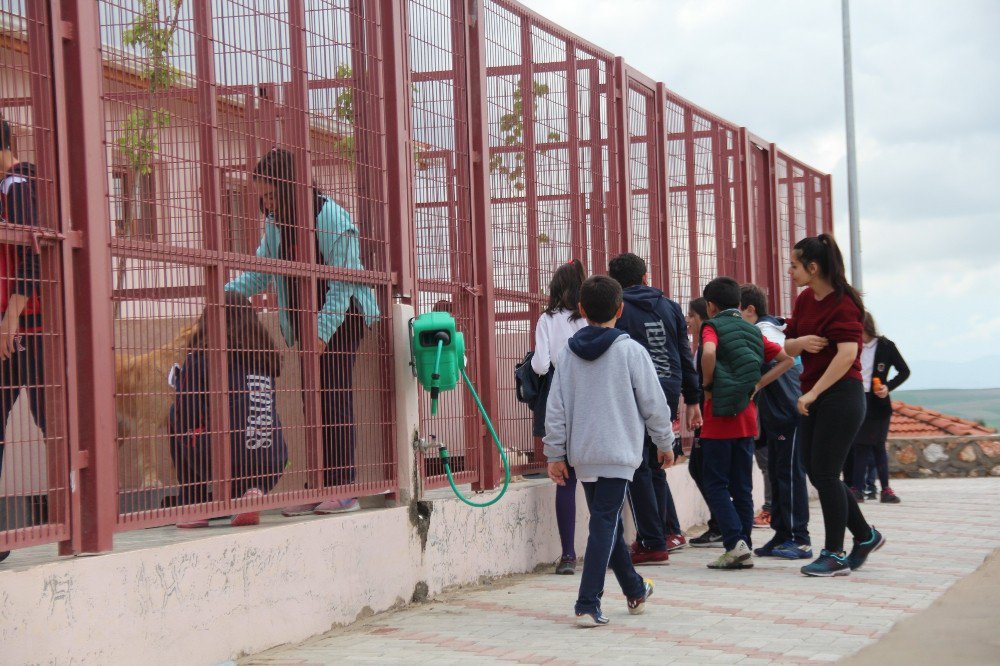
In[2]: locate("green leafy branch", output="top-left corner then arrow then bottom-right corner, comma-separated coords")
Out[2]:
488,80 -> 560,191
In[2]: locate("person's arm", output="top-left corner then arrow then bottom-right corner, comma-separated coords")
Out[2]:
0,180 -> 39,360
530,316 -> 552,375
757,351 -> 794,393
676,305 -> 702,427
885,340 -> 911,393
225,230 -> 273,297
797,342 -> 858,415
631,347 -> 675,463
701,329 -> 717,399
784,335 -> 828,357
542,366 -> 570,485
316,205 -> 361,344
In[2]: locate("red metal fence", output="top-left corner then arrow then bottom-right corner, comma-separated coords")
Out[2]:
0,0 -> 831,557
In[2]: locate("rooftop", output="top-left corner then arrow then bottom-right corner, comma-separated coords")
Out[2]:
890,400 -> 997,438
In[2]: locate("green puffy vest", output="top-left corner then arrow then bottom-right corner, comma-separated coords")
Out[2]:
703,310 -> 765,417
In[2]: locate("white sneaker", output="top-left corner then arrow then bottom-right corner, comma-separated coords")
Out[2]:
314,498 -> 360,515
281,502 -> 321,517
707,539 -> 754,569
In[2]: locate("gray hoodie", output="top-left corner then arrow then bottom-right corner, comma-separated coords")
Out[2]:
543,326 -> 675,481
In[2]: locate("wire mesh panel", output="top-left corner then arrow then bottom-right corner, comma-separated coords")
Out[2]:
744,139 -> 779,313
625,80 -> 663,287
0,0 -> 73,554
482,0 -> 619,475
406,0 -> 482,489
99,0 -> 395,530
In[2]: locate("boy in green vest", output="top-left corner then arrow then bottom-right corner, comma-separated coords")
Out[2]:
699,278 -> 793,569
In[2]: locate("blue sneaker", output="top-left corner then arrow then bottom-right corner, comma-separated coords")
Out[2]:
801,550 -> 850,577
627,578 -> 654,615
772,540 -> 813,560
847,527 -> 886,570
754,538 -> 781,557
575,608 -> 610,627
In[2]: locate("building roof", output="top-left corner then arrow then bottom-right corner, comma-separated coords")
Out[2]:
890,401 -> 997,438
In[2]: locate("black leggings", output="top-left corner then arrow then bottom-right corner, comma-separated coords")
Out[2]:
800,378 -> 871,553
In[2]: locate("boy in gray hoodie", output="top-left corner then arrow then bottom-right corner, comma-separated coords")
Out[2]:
544,276 -> 675,627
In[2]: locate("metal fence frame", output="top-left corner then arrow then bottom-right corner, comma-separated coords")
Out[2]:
0,0 -> 832,556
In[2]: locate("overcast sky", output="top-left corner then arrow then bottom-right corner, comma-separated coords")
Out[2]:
519,0 -> 1000,389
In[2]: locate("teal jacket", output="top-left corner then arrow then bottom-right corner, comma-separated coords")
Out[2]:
225,196 -> 380,347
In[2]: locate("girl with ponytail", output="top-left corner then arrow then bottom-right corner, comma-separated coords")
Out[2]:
783,233 -> 885,577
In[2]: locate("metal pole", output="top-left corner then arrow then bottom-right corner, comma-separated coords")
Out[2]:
841,0 -> 862,290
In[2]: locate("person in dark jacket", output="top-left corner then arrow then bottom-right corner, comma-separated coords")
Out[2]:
0,120 -> 45,564
170,292 -> 288,528
740,284 -> 812,560
850,312 -> 909,503
609,253 -> 701,562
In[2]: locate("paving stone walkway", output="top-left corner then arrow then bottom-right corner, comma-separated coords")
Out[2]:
241,477 -> 1000,664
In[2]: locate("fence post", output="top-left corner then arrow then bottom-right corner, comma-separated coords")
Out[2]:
735,128 -> 755,287
192,1 -> 232,505
612,57 -> 632,257
381,0 -> 417,501
767,143 -> 785,315
654,83 -> 672,298
823,174 -> 834,236
463,0 -> 501,491
55,0 -> 117,552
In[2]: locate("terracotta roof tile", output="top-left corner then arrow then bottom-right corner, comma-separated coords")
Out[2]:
889,401 -> 997,439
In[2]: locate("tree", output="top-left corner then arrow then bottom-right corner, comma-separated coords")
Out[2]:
114,0 -> 184,317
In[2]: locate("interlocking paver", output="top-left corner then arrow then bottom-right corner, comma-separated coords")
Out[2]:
241,478 -> 1000,664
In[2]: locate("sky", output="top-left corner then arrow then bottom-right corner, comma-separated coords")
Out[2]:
519,0 -> 1000,390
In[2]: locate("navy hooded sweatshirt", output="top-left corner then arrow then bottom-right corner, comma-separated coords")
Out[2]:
615,285 -> 701,412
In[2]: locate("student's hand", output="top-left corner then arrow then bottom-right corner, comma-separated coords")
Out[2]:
657,449 -> 675,467
797,390 -> 818,416
800,335 -> 828,354
548,461 -> 569,486
874,385 -> 889,399
0,316 -> 17,361
685,403 -> 703,430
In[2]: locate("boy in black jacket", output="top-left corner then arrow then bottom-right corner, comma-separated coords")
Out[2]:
0,120 -> 45,564
609,253 -> 701,562
740,284 -> 812,560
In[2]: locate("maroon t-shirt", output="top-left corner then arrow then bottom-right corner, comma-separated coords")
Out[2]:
784,287 -> 863,393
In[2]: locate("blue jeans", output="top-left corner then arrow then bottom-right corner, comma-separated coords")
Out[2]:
700,437 -> 755,551
627,433 -> 681,550
575,478 -> 645,615
762,424 -> 811,546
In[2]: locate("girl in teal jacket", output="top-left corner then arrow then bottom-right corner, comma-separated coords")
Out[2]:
226,148 -> 380,515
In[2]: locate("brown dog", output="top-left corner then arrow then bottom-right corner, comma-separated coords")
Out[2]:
115,323 -> 198,488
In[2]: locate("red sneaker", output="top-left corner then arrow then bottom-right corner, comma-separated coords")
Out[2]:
231,488 -> 264,526
753,510 -> 772,529
630,542 -> 670,565
665,533 -> 687,552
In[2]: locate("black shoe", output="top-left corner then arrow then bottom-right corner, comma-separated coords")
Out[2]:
880,488 -> 901,504
847,527 -> 886,570
801,550 -> 851,577
554,555 -> 577,575
865,489 -> 877,500
754,537 -> 782,557
0,550 -> 9,564
690,530 -> 724,548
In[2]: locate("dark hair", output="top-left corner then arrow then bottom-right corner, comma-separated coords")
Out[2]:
793,234 -> 865,315
688,297 -> 708,321
252,148 -> 324,260
544,259 -> 586,320
608,252 -> 646,289
703,277 -> 740,310
0,119 -> 11,151
189,292 -> 282,377
579,275 -> 622,324
862,311 -> 879,339
739,283 -> 768,317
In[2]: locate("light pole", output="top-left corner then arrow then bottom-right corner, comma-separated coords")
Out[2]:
842,0 -> 862,289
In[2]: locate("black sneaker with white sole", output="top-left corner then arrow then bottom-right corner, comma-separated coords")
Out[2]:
801,550 -> 851,577
690,530 -> 724,548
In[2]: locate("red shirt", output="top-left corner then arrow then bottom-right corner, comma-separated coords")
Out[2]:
784,288 -> 863,394
700,325 -> 782,439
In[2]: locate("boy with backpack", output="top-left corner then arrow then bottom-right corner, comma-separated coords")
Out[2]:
544,276 -> 672,626
698,278 -> 793,569
608,253 -> 701,562
740,284 -> 812,559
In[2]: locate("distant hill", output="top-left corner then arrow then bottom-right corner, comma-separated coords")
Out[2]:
892,388 -> 1000,430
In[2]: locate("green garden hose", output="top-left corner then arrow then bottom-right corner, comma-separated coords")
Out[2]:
431,340 -> 510,507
